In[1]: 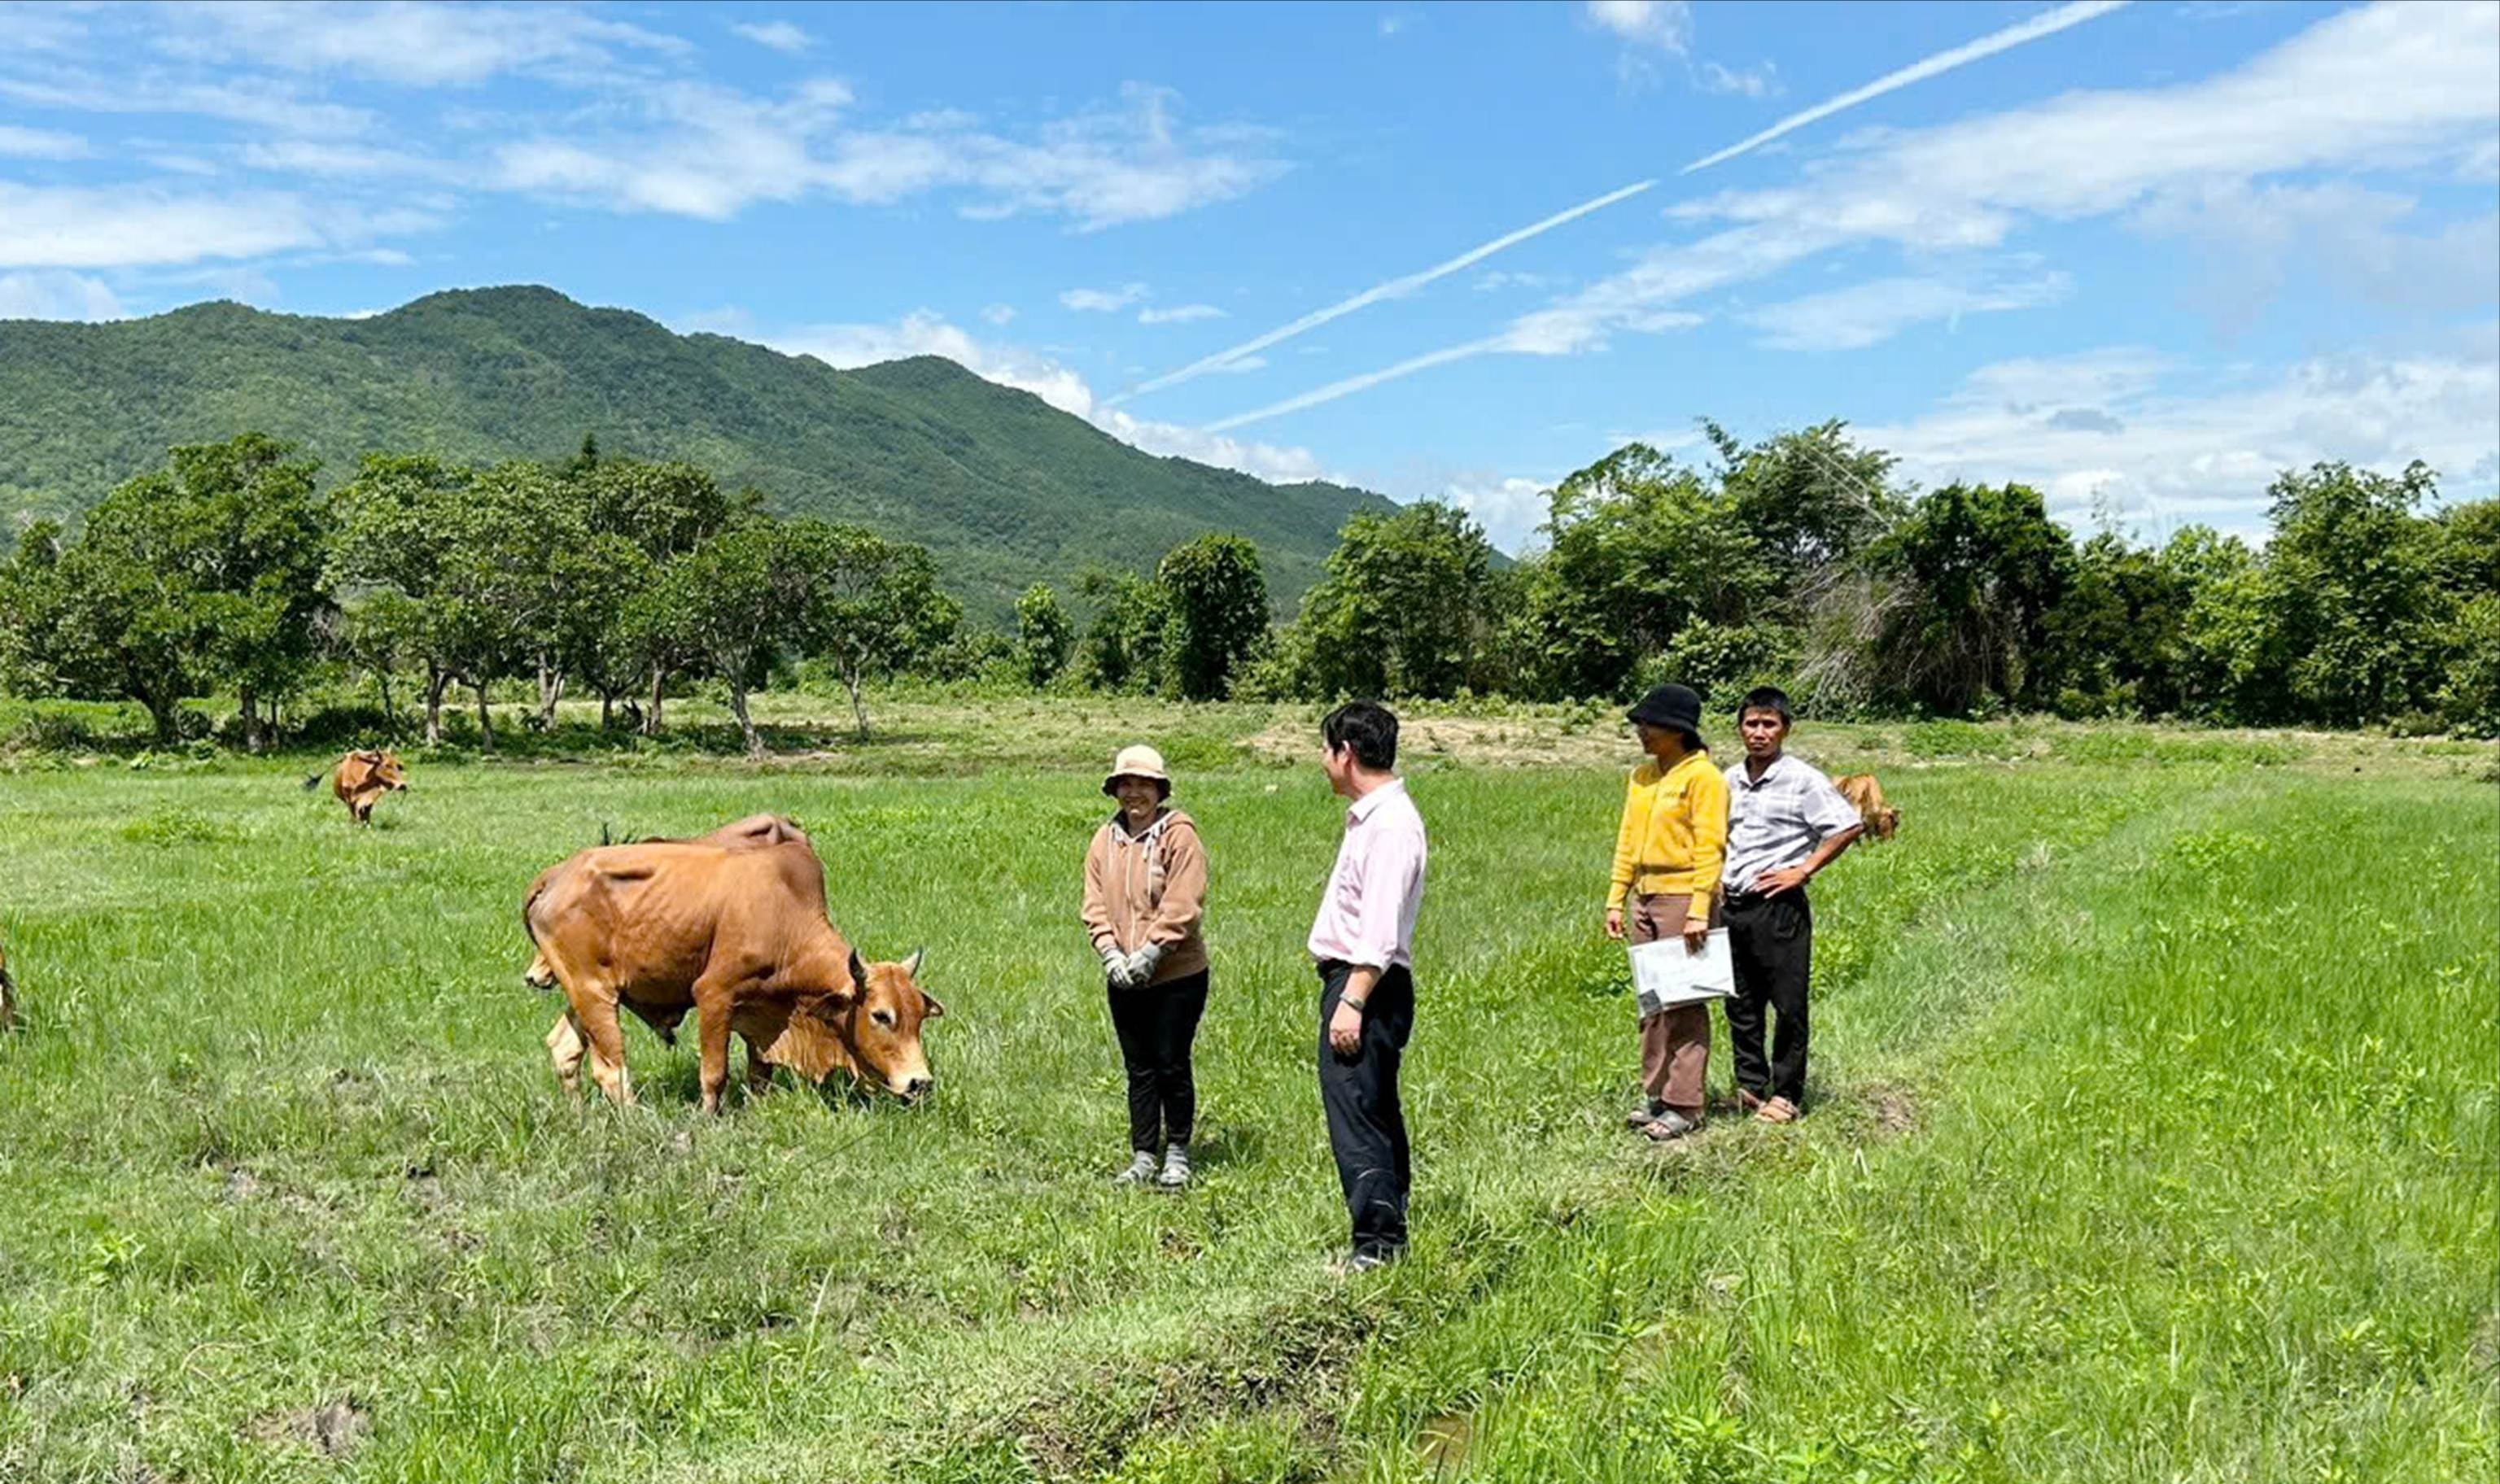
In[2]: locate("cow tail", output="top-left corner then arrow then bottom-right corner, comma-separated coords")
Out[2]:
300,769 -> 327,792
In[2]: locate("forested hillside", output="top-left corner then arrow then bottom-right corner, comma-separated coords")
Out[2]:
0,286 -> 1385,613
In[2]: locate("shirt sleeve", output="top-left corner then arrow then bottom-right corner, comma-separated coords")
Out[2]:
1607,770 -> 1642,910
1080,828 -> 1120,956
1145,823 -> 1208,947
1800,770 -> 1864,841
1685,765 -> 1729,928
1345,822 -> 1425,971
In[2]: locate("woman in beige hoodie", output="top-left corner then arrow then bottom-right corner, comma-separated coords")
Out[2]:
1082,744 -> 1211,1188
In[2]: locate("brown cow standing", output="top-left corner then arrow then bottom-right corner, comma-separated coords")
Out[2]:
307,749 -> 409,825
1829,774 -> 1901,840
522,814 -> 807,1011
523,827 -> 941,1112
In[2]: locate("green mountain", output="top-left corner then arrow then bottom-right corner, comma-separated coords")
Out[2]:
0,286 -> 1388,616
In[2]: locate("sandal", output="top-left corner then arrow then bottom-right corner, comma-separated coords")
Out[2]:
1639,1111 -> 1700,1141
1755,1097 -> 1799,1124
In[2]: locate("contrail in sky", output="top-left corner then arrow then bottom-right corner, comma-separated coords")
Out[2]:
1151,0 -> 2129,423
1101,179 -> 1657,408
1681,1 -> 2131,173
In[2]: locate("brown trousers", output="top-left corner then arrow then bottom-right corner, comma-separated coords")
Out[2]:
1631,892 -> 1714,1116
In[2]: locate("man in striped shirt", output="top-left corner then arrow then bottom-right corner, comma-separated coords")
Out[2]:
1308,701 -> 1428,1272
1721,686 -> 1864,1124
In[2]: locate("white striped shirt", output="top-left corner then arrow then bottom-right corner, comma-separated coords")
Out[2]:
1722,753 -> 1861,894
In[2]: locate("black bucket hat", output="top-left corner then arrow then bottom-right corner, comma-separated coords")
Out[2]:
1626,683 -> 1706,744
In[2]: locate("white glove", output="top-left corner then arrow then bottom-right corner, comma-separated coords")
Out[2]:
1125,943 -> 1164,984
1101,947 -> 1136,989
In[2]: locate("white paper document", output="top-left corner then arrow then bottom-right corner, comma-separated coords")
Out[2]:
1628,928 -> 1735,1016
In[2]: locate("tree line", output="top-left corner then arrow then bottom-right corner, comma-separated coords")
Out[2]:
3,425 -> 2493,749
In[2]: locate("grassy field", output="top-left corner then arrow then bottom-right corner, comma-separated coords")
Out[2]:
0,705 -> 2492,1482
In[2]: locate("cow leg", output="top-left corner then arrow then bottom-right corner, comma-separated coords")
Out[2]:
574,996 -> 635,1106
545,1011 -> 586,1096
743,1034 -> 776,1097
696,995 -> 735,1115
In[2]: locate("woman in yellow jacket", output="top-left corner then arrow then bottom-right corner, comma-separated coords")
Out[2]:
1606,683 -> 1729,1141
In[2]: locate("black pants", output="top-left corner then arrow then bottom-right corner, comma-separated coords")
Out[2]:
1317,960 -> 1414,1259
1724,889 -> 1812,1105
1108,970 -> 1208,1152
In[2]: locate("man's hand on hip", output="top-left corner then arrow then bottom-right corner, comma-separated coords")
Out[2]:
1755,864 -> 1810,897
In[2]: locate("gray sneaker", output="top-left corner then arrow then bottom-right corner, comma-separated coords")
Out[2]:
1328,1247 -> 1401,1277
1157,1144 -> 1191,1189
1625,1100 -> 1667,1129
1639,1111 -> 1700,1141
1114,1150 -> 1158,1185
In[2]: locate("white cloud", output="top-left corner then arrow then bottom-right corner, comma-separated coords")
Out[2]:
1062,282 -> 1149,312
1861,344 -> 2500,532
2131,181 -> 2498,331
1092,408 -> 1331,484
780,311 -> 1099,417
0,72 -> 378,137
731,20 -> 814,55
1743,272 -> 2072,351
980,302 -> 1016,325
1698,60 -> 1781,99
0,124 -> 88,159
1475,270 -> 1558,292
1213,1 -> 2498,428
0,270 -> 127,321
158,2 -> 690,87
483,80 -> 1280,228
1585,2 -> 1691,54
1436,474 -> 1554,554
0,181 -> 428,268
1139,303 -> 1225,325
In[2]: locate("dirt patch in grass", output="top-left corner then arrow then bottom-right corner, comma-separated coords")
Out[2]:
250,1398 -> 371,1456
1418,1410 -> 1476,1473
1863,1080 -> 1921,1137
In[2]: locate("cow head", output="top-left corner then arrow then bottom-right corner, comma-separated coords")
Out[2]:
841,946 -> 943,1100
368,751 -> 409,792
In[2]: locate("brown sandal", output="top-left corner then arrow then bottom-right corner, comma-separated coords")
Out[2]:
1755,1097 -> 1800,1124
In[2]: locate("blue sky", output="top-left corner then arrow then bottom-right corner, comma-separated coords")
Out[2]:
2,1 -> 2493,552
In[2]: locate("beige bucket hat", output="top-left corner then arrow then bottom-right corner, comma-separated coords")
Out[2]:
1103,744 -> 1172,797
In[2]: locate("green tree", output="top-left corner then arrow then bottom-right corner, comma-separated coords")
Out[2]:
2037,530 -> 2199,718
0,520 -> 69,699
1156,534 -> 1270,701
808,525 -> 959,737
1016,582 -> 1075,689
1508,447 -> 1771,701
1077,567 -> 1169,694
329,455 -> 511,746
46,434 -> 330,746
660,519 -> 820,759
1709,419 -> 1900,589
1294,501 -> 1497,700
2262,461 -> 2450,725
1862,482 -> 2073,716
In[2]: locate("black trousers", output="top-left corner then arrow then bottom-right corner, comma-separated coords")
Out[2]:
1724,889 -> 1812,1104
1316,960 -> 1414,1259
1107,970 -> 1208,1152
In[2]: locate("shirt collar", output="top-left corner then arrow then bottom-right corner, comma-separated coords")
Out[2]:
1347,776 -> 1407,823
1733,752 -> 1800,789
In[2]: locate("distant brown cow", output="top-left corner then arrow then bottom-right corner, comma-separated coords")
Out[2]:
1829,774 -> 1900,840
524,831 -> 941,1112
0,939 -> 15,1032
304,749 -> 408,825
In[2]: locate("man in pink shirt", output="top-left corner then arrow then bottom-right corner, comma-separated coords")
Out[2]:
1308,701 -> 1428,1272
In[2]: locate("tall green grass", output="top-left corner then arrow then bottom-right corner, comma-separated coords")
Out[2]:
0,749 -> 2489,1481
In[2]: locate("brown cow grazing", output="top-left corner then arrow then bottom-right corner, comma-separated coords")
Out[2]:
523,832 -> 941,1112
522,814 -> 808,1024
304,749 -> 409,825
1829,774 -> 1901,840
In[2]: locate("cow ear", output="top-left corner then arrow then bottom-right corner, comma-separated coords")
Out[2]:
903,946 -> 925,979
920,991 -> 946,1019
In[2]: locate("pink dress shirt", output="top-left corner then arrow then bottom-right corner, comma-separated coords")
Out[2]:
1307,778 -> 1428,970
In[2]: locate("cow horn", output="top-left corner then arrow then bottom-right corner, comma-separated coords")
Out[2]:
846,946 -> 868,1002
903,947 -> 925,978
